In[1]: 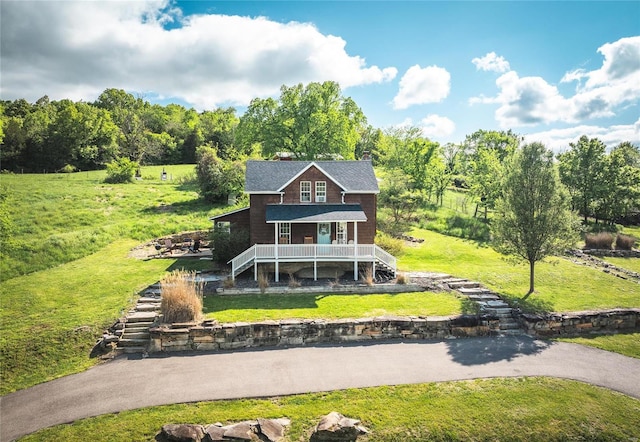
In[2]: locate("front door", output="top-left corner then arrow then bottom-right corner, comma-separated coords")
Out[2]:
317,223 -> 331,244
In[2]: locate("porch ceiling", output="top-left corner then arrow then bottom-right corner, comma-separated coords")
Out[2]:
266,204 -> 367,223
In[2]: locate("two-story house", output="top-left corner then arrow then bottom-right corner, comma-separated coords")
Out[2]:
211,159 -> 396,281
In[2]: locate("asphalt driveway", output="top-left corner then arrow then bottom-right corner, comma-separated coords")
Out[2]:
2,336 -> 639,441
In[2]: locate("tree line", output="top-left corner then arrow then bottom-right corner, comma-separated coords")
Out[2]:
1,81 -> 639,225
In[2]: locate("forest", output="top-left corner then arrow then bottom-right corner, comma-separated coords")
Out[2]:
1,81 -> 639,225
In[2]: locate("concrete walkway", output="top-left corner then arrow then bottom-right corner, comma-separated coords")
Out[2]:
2,336 -> 640,441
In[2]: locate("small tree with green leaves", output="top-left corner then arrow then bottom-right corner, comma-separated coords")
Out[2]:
104,157 -> 138,183
492,142 -> 578,298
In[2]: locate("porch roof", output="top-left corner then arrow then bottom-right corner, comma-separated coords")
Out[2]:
265,204 -> 367,223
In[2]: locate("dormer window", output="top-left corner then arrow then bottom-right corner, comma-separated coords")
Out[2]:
300,181 -> 311,202
315,181 -> 326,202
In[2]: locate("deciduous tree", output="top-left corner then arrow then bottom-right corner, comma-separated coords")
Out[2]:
236,81 -> 365,160
492,142 -> 578,298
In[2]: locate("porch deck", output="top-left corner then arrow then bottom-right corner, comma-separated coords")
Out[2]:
230,243 -> 396,281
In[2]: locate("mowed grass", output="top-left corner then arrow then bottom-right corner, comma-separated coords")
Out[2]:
602,256 -> 640,274
0,241 -> 196,395
204,291 -> 463,323
400,228 -> 640,313
20,378 -> 640,442
0,165 -> 229,282
556,332 -> 640,359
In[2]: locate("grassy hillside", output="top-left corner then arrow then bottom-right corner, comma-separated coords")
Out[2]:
0,165 -> 232,281
1,169 -> 638,396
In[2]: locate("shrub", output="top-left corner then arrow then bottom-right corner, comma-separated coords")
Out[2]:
209,226 -> 250,265
196,146 -> 244,203
615,234 -> 636,250
375,231 -> 405,257
160,270 -> 203,323
59,164 -> 77,173
104,157 -> 138,184
585,232 -> 614,249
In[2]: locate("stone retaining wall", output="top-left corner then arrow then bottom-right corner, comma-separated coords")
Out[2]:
148,315 -> 500,353
518,309 -> 640,337
582,249 -> 640,258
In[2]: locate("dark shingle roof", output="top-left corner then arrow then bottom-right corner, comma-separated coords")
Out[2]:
265,204 -> 367,223
245,160 -> 379,193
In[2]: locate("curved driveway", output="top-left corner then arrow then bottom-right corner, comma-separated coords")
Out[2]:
2,336 -> 640,441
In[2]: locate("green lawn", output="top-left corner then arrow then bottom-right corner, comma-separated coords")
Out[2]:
556,332 -> 640,359
0,241 -> 211,395
20,378 -> 640,442
1,172 -> 639,400
0,166 -> 229,282
400,228 -> 640,313
204,291 -> 464,322
602,256 -> 640,274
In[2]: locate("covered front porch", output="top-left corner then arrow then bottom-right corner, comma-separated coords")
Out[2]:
229,243 -> 396,282
227,203 -> 396,281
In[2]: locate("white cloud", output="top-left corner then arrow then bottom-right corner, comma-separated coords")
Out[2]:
522,117 -> 640,153
470,36 -> 640,128
472,52 -> 510,73
0,0 -> 397,108
419,114 -> 456,138
392,65 -> 450,109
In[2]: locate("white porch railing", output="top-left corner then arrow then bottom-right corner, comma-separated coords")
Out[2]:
229,244 -> 396,280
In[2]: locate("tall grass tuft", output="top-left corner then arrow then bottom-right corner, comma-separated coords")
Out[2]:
160,270 -> 203,323
360,265 -> 375,286
396,272 -> 409,285
258,269 -> 269,294
584,232 -> 614,249
288,273 -> 301,288
615,234 -> 636,250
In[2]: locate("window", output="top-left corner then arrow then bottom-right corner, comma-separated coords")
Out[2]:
216,221 -> 231,234
279,223 -> 291,244
315,181 -> 326,202
337,222 -> 347,244
300,181 -> 311,202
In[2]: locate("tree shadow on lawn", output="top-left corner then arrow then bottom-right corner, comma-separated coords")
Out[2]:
446,335 -> 552,366
503,294 -> 555,315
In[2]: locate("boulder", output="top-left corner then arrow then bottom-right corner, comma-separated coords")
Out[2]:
157,424 -> 205,442
310,412 -> 369,442
257,418 -> 286,442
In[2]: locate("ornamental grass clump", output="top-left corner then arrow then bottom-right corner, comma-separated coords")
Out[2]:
584,232 -> 614,249
615,234 -> 636,250
160,270 -> 203,323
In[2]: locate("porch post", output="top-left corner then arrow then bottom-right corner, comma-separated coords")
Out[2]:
274,223 -> 279,282
353,222 -> 358,280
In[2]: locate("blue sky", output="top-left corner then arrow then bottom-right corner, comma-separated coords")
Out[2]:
1,1 -> 639,151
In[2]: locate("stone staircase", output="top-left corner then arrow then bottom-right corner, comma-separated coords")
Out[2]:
431,275 -> 522,335
116,285 -> 162,354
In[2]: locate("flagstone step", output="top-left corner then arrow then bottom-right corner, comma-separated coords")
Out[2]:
118,338 -> 149,347
135,303 -> 162,312
499,321 -> 521,330
467,294 -> 501,302
457,287 -> 493,296
120,346 -> 147,354
121,331 -> 150,340
139,296 -> 161,303
448,281 -> 481,289
125,312 -> 158,323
